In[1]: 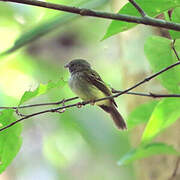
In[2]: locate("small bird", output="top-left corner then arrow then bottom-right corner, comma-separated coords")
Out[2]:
65,59 -> 126,130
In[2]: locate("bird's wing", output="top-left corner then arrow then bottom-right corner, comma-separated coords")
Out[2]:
84,70 -> 118,107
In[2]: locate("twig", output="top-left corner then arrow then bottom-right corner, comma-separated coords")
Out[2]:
128,0 -> 146,17
0,108 -> 59,132
0,61 -> 180,132
0,91 -> 180,111
1,0 -> 180,31
169,157 -> 180,180
172,40 -> 180,62
110,61 -> 180,101
15,108 -> 26,117
1,38 -> 180,111
0,34 -> 180,132
0,97 -> 78,110
112,89 -> 180,98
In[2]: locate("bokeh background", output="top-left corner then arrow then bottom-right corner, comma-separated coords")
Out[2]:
0,0 -> 179,180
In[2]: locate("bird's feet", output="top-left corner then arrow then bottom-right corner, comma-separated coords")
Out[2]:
90,100 -> 96,105
76,102 -> 83,108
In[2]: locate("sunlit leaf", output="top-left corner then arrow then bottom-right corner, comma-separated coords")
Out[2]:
144,36 -> 180,93
0,2 -> 15,19
174,39 -> 180,55
118,142 -> 180,166
127,100 -> 158,129
0,0 -> 108,56
169,7 -> 180,39
103,0 -> 180,39
19,80 -> 66,105
141,98 -> 180,144
0,110 -> 22,174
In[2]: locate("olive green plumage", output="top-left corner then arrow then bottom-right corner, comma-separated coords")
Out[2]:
65,59 -> 126,130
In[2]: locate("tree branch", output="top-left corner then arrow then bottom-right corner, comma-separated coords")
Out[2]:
128,0 -> 146,17
110,61 -> 180,101
0,61 -> 180,132
172,40 -> 180,62
0,91 -> 180,111
0,14 -> 180,132
169,157 -> 180,180
1,0 -> 180,31
112,90 -> 180,98
0,97 -> 79,109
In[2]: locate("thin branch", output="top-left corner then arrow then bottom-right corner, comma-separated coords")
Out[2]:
0,61 -> 180,132
168,8 -> 180,63
1,0 -> 180,31
128,0 -> 146,17
0,32 -> 180,132
169,157 -> 180,180
0,91 -> 180,111
112,89 -> 180,98
109,61 -> 180,101
1,43 -> 180,111
0,97 -> 78,109
172,40 -> 180,62
0,108 -> 58,132
15,108 -> 26,117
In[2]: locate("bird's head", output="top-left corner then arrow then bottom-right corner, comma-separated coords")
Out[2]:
65,59 -> 91,74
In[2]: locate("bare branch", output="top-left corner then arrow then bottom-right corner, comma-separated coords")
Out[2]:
0,108 -> 56,132
172,40 -> 180,62
1,0 -> 180,31
1,42 -> 180,111
0,97 -> 78,110
128,0 -> 146,17
0,26 -> 180,132
0,61 -> 180,132
110,61 -> 180,101
15,108 -> 26,117
1,91 -> 180,111
112,89 -> 180,98
169,157 -> 180,180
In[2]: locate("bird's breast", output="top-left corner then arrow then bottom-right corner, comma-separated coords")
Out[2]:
69,72 -> 108,105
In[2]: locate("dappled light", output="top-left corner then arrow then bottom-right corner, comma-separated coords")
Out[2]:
0,0 -> 180,180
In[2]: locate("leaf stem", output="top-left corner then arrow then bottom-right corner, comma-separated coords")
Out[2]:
128,0 -> 146,17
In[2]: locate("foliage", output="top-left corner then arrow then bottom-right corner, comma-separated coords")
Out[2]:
0,0 -> 108,56
0,0 -> 180,178
19,80 -> 66,105
0,110 -> 22,174
118,143 -> 180,166
103,0 -> 180,39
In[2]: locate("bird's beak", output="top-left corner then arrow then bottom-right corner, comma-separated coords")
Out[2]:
64,63 -> 69,68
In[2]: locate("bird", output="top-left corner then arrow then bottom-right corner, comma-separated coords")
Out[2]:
64,59 -> 127,130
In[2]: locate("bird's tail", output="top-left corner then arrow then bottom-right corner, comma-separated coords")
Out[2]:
99,105 -> 127,130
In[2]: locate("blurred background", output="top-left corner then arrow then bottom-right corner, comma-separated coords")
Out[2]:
0,0 -> 179,180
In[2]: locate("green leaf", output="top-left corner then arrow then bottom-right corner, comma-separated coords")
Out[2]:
127,100 -> 158,129
103,0 -> 180,39
0,110 -> 22,174
118,142 -> 180,166
0,0 -> 108,56
19,80 -> 66,106
144,36 -> 180,93
141,98 -> 180,144
169,7 -> 180,39
0,2 -> 15,20
175,39 -> 180,54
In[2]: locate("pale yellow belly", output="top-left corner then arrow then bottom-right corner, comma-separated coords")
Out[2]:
69,74 -> 110,106
87,86 -> 109,106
